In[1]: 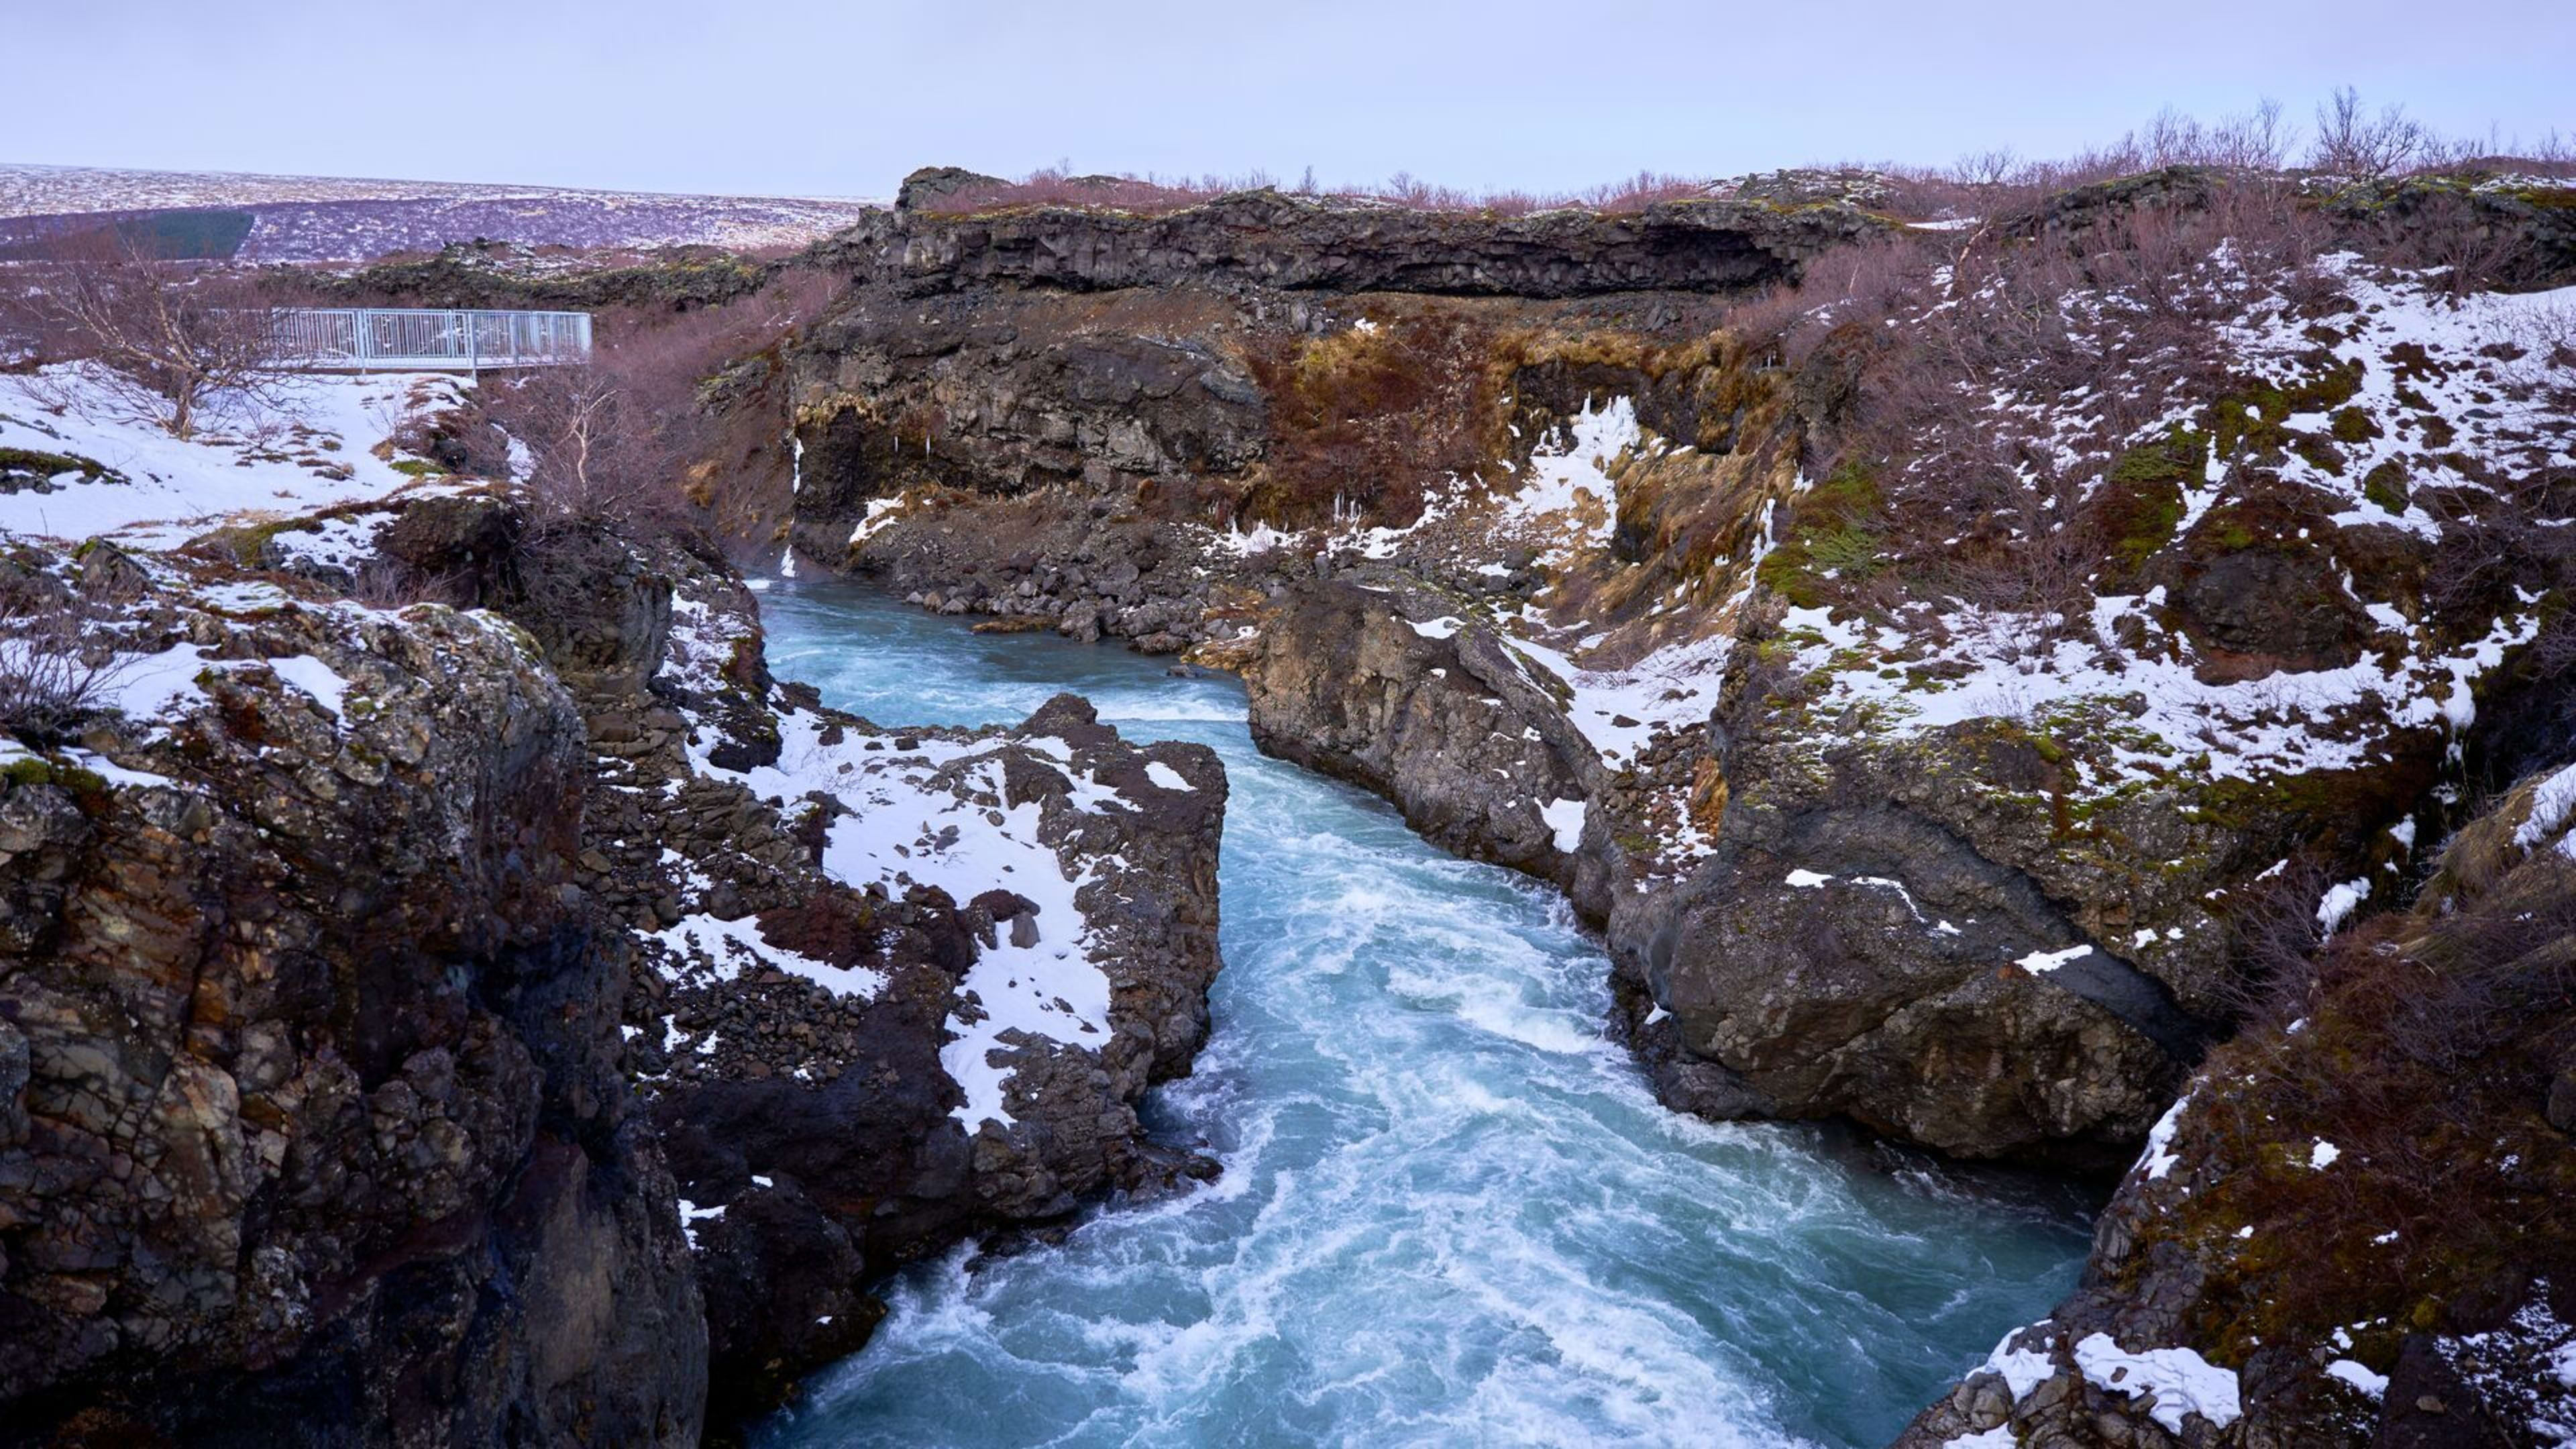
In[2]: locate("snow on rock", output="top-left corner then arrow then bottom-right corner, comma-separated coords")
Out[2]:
1540,796 -> 1587,853
665,603 -> 1198,1132
1751,259 -> 2571,848
90,637 -> 361,734
1494,394 -> 1642,561
847,494 -> 916,546
2137,1093 -> 2190,1181
1776,594 -> 2535,798
2436,1295 -> 2576,1446
678,699 -> 1125,1130
2071,1332 -> 2242,1434
2316,877 -> 2373,934
2514,761 -> 2576,858
1501,628 -> 1729,771
1982,1325 -> 2057,1400
818,757 -> 1114,1130
676,1199 -> 726,1249
654,912 -> 889,1001
263,654 -> 353,718
2014,945 -> 2092,974
2324,1358 -> 2388,1400
2308,1139 -> 2343,1169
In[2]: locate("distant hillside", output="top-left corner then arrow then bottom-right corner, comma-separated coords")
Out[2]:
0,162 -> 887,261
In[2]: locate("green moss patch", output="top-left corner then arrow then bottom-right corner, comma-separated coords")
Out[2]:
0,447 -> 124,489
2362,460 -> 2411,513
1754,460 -> 1884,608
2096,427 -> 2202,574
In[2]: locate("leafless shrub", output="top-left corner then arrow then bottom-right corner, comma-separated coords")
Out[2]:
475,265 -> 841,534
490,364 -> 690,531
344,553 -> 472,610
2209,853 -> 2333,1029
2212,99 -> 2299,172
3,233 -> 294,439
2308,87 -> 2437,180
2524,130 -> 2576,178
1719,236 -> 1943,366
922,164 -> 1714,218
0,578 -> 123,744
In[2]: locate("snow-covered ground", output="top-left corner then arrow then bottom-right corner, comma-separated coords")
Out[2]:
1,364 -> 463,545
0,162 -> 886,259
1758,260 -> 2576,806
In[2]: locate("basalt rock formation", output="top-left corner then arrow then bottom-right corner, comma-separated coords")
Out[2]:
1,460 -> 1230,1440
0,541 -> 706,1446
841,175 -> 1888,298
765,164 -> 2576,1191
288,490 -> 1230,1430
1893,748 -> 2576,1447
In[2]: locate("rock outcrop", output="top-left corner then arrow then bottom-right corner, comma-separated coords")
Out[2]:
314,494 -> 1230,1427
772,166 -> 2576,1179
1239,570 -> 1616,918
1893,750 -> 2576,1448
0,541 -> 706,1446
837,179 -> 1889,299
3,447 -> 1232,1439
777,187 -> 1865,568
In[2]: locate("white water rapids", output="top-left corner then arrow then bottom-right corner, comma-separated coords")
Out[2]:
753,579 -> 2092,1448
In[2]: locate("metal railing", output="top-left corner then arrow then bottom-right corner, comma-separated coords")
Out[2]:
266,308 -> 592,372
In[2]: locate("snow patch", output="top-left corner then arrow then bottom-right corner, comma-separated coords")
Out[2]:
2015,945 -> 2091,974
2072,1332 -> 2241,1434
1540,797 -> 1587,853
2138,1095 -> 2188,1181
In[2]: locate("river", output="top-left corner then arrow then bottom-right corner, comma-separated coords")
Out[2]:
753,578 -> 2092,1449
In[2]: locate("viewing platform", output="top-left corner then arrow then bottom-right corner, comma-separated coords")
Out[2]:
268,307 -> 592,372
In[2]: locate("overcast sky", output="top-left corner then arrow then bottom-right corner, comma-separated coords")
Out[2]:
13,1 -> 2571,198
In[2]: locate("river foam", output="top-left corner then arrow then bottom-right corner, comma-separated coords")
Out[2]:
754,580 -> 2092,1448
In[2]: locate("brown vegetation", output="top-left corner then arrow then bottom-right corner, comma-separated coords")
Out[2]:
2165,849 -> 2576,1361
474,265 -> 841,534
1242,312 -> 1507,528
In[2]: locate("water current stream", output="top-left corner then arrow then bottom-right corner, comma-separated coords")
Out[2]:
755,578 -> 2094,1449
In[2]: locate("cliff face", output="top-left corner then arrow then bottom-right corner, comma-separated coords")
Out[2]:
280,491 -> 1231,1428
1893,753 -> 2576,1448
822,182 -> 1888,299
775,186 -> 1875,571
0,541 -> 705,1445
771,167 -> 2576,1189
1,357 -> 1234,1437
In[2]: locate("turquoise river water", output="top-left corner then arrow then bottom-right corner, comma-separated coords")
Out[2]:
753,578 -> 2094,1449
